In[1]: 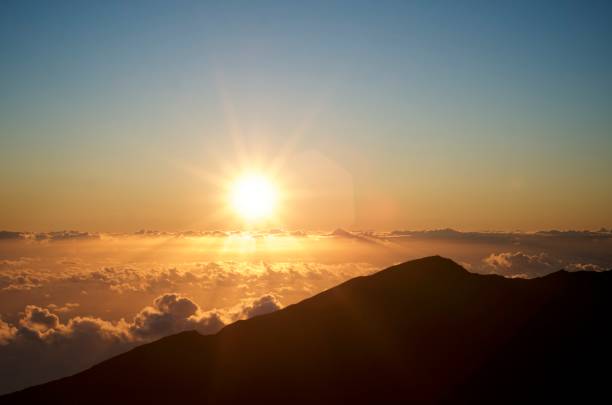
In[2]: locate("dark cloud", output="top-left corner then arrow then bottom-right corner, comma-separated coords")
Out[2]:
329,228 -> 381,244
35,231 -> 99,241
0,231 -> 23,240
381,228 -> 612,245
385,228 -> 518,243
534,229 -> 612,240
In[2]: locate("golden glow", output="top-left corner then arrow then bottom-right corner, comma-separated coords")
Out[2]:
230,174 -> 278,221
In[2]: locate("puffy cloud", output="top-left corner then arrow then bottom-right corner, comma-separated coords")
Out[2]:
0,318 -> 15,345
0,259 -> 46,291
482,252 -> 609,278
0,310 -> 134,395
0,258 -> 36,269
237,294 -> 282,319
19,305 -> 60,333
483,252 -> 560,277
1,272 -> 45,291
59,316 -> 132,345
0,292 -> 281,394
130,293 -> 225,339
17,292 -> 244,345
0,260 -> 374,299
565,263 -> 606,272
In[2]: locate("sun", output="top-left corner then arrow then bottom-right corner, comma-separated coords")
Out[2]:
230,173 -> 278,221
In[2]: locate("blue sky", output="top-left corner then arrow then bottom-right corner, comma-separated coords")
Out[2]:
1,1 -> 611,231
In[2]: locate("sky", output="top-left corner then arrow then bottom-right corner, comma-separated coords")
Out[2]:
1,0 -> 612,231
1,2 -> 612,394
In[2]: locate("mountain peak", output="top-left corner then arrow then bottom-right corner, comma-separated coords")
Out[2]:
375,255 -> 469,278
393,255 -> 461,268
4,257 -> 611,403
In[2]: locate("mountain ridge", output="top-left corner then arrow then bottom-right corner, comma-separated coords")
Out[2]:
3,256 -> 611,404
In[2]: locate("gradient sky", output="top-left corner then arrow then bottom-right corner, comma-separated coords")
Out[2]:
1,0 -> 611,231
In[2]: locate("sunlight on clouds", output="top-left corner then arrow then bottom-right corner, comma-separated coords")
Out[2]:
1,229 -> 611,394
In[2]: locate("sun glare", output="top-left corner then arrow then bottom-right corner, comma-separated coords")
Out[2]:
230,174 -> 278,221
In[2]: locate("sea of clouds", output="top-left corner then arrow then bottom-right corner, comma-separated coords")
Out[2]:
1,228 -> 611,394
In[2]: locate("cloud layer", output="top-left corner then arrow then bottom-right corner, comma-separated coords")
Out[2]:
1,228 -> 611,394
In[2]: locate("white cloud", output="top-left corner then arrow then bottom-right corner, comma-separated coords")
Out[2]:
482,251 -> 608,278
46,303 -> 80,313
566,263 -> 605,272
483,252 -> 560,277
236,294 -> 282,319
18,305 -> 61,336
0,318 -> 15,345
130,293 -> 225,339
0,292 -> 282,395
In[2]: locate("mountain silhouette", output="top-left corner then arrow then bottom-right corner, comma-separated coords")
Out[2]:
3,256 -> 611,403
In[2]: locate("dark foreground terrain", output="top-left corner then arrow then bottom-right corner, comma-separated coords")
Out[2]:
3,256 -> 611,403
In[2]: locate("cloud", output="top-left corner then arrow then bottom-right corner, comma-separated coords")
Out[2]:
384,228 -> 518,244
237,294 -> 282,319
47,303 -> 80,313
19,305 -> 61,334
0,318 -> 15,345
0,292 -> 282,394
482,252 -> 608,278
9,292 -> 269,346
128,293 -> 283,340
565,263 -> 606,272
1,272 -> 45,291
34,231 -> 100,242
534,229 -> 612,240
483,252 -> 560,277
330,228 -> 379,244
0,259 -> 374,299
1,228 -> 610,394
379,228 -> 612,249
3,228 -> 611,245
0,231 -> 23,240
130,293 -> 225,339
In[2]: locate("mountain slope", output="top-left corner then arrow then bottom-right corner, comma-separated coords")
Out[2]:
3,256 -> 611,403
